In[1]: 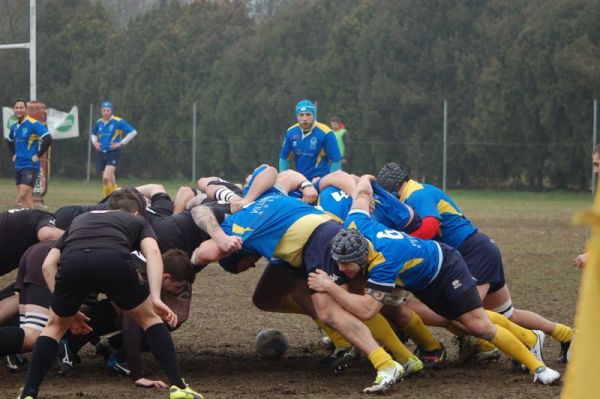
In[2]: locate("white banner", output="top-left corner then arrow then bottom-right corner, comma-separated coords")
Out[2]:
3,105 -> 79,140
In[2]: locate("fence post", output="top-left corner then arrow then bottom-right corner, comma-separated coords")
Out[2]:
192,102 -> 197,182
442,100 -> 448,192
86,103 -> 92,183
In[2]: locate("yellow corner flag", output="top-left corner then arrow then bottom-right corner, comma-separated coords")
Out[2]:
562,185 -> 600,398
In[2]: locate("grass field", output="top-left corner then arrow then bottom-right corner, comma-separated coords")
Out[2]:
0,177 -> 592,398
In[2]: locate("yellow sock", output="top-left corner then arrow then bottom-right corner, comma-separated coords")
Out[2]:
365,313 -> 413,363
475,338 -> 496,352
102,183 -> 112,197
551,323 -> 574,343
485,310 -> 536,347
491,325 -> 543,372
316,321 -> 351,349
367,347 -> 396,371
110,183 -> 118,194
272,295 -> 307,315
402,310 -> 441,351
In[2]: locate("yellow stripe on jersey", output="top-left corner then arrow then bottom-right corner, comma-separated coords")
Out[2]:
232,224 -> 253,235
323,211 -> 343,223
437,199 -> 462,216
27,134 -> 39,150
314,121 -> 332,133
273,214 -> 331,267
111,129 -> 123,143
399,179 -> 424,201
316,148 -> 326,167
400,258 -> 424,273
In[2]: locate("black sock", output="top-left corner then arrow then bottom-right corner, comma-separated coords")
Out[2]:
22,336 -> 58,397
145,323 -> 185,388
0,327 -> 25,356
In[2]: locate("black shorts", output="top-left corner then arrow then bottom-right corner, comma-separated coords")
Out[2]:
148,193 -> 174,218
97,150 -> 121,172
19,283 -> 51,308
411,244 -> 481,320
459,232 -> 505,293
302,220 -> 348,286
15,168 -> 40,187
51,249 -> 149,317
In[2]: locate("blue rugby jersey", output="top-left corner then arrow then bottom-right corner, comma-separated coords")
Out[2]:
316,182 -> 412,231
344,210 -> 442,292
400,180 -> 477,249
8,116 -> 50,170
92,116 -> 135,152
279,122 -> 341,180
221,194 -> 329,266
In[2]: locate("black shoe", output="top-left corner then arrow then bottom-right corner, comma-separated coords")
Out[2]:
6,354 -> 27,373
107,355 -> 131,377
56,340 -> 76,376
414,344 -> 447,369
326,347 -> 359,373
559,339 -> 572,364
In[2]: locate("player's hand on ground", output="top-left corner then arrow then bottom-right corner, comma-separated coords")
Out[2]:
70,311 -> 93,335
301,185 -> 318,204
216,235 -> 243,254
573,253 -> 586,269
152,299 -> 178,328
135,378 -> 168,388
308,269 -> 333,292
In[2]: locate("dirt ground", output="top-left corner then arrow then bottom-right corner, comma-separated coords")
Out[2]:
0,190 -> 582,399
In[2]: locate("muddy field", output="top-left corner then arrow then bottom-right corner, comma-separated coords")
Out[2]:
0,188 -> 585,399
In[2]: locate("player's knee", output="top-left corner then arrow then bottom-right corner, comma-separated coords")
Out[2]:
197,177 -> 217,192
465,318 -> 494,339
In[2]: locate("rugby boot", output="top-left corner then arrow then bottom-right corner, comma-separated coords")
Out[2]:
363,361 -> 403,394
401,354 -> 424,377
169,380 -> 203,399
414,344 -> 446,368
533,366 -> 560,385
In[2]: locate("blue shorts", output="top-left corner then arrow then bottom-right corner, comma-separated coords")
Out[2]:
15,168 -> 40,187
459,231 -> 505,293
97,149 -> 121,172
302,220 -> 348,286
411,244 -> 481,320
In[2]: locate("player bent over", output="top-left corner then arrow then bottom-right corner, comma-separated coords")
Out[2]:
16,188 -> 202,399
307,175 -> 561,385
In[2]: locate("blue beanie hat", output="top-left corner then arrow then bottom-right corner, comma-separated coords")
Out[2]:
295,99 -> 317,118
100,101 -> 113,112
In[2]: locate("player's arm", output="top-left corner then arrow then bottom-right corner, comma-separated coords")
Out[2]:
408,216 -> 440,239
231,165 -> 278,212
276,169 -> 318,203
91,123 -> 101,151
191,238 -> 229,268
190,205 -> 242,253
325,132 -> 342,172
141,237 -> 177,327
278,134 -> 292,171
118,130 -> 137,146
307,269 -> 383,320
34,133 -> 52,161
351,175 -> 375,213
319,170 -> 356,195
135,184 -> 166,199
42,248 -> 61,292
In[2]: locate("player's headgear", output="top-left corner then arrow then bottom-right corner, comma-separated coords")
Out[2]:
295,99 -> 317,118
330,229 -> 369,271
376,162 -> 410,195
100,101 -> 113,112
219,249 -> 253,274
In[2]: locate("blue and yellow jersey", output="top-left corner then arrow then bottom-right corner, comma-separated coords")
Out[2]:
316,182 -> 412,231
221,194 -> 330,267
92,116 -> 135,152
279,122 -> 342,180
317,186 -> 351,222
344,209 -> 442,292
8,116 -> 50,170
400,179 -> 477,249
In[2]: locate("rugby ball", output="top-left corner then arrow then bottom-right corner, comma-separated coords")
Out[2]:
256,328 -> 288,358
